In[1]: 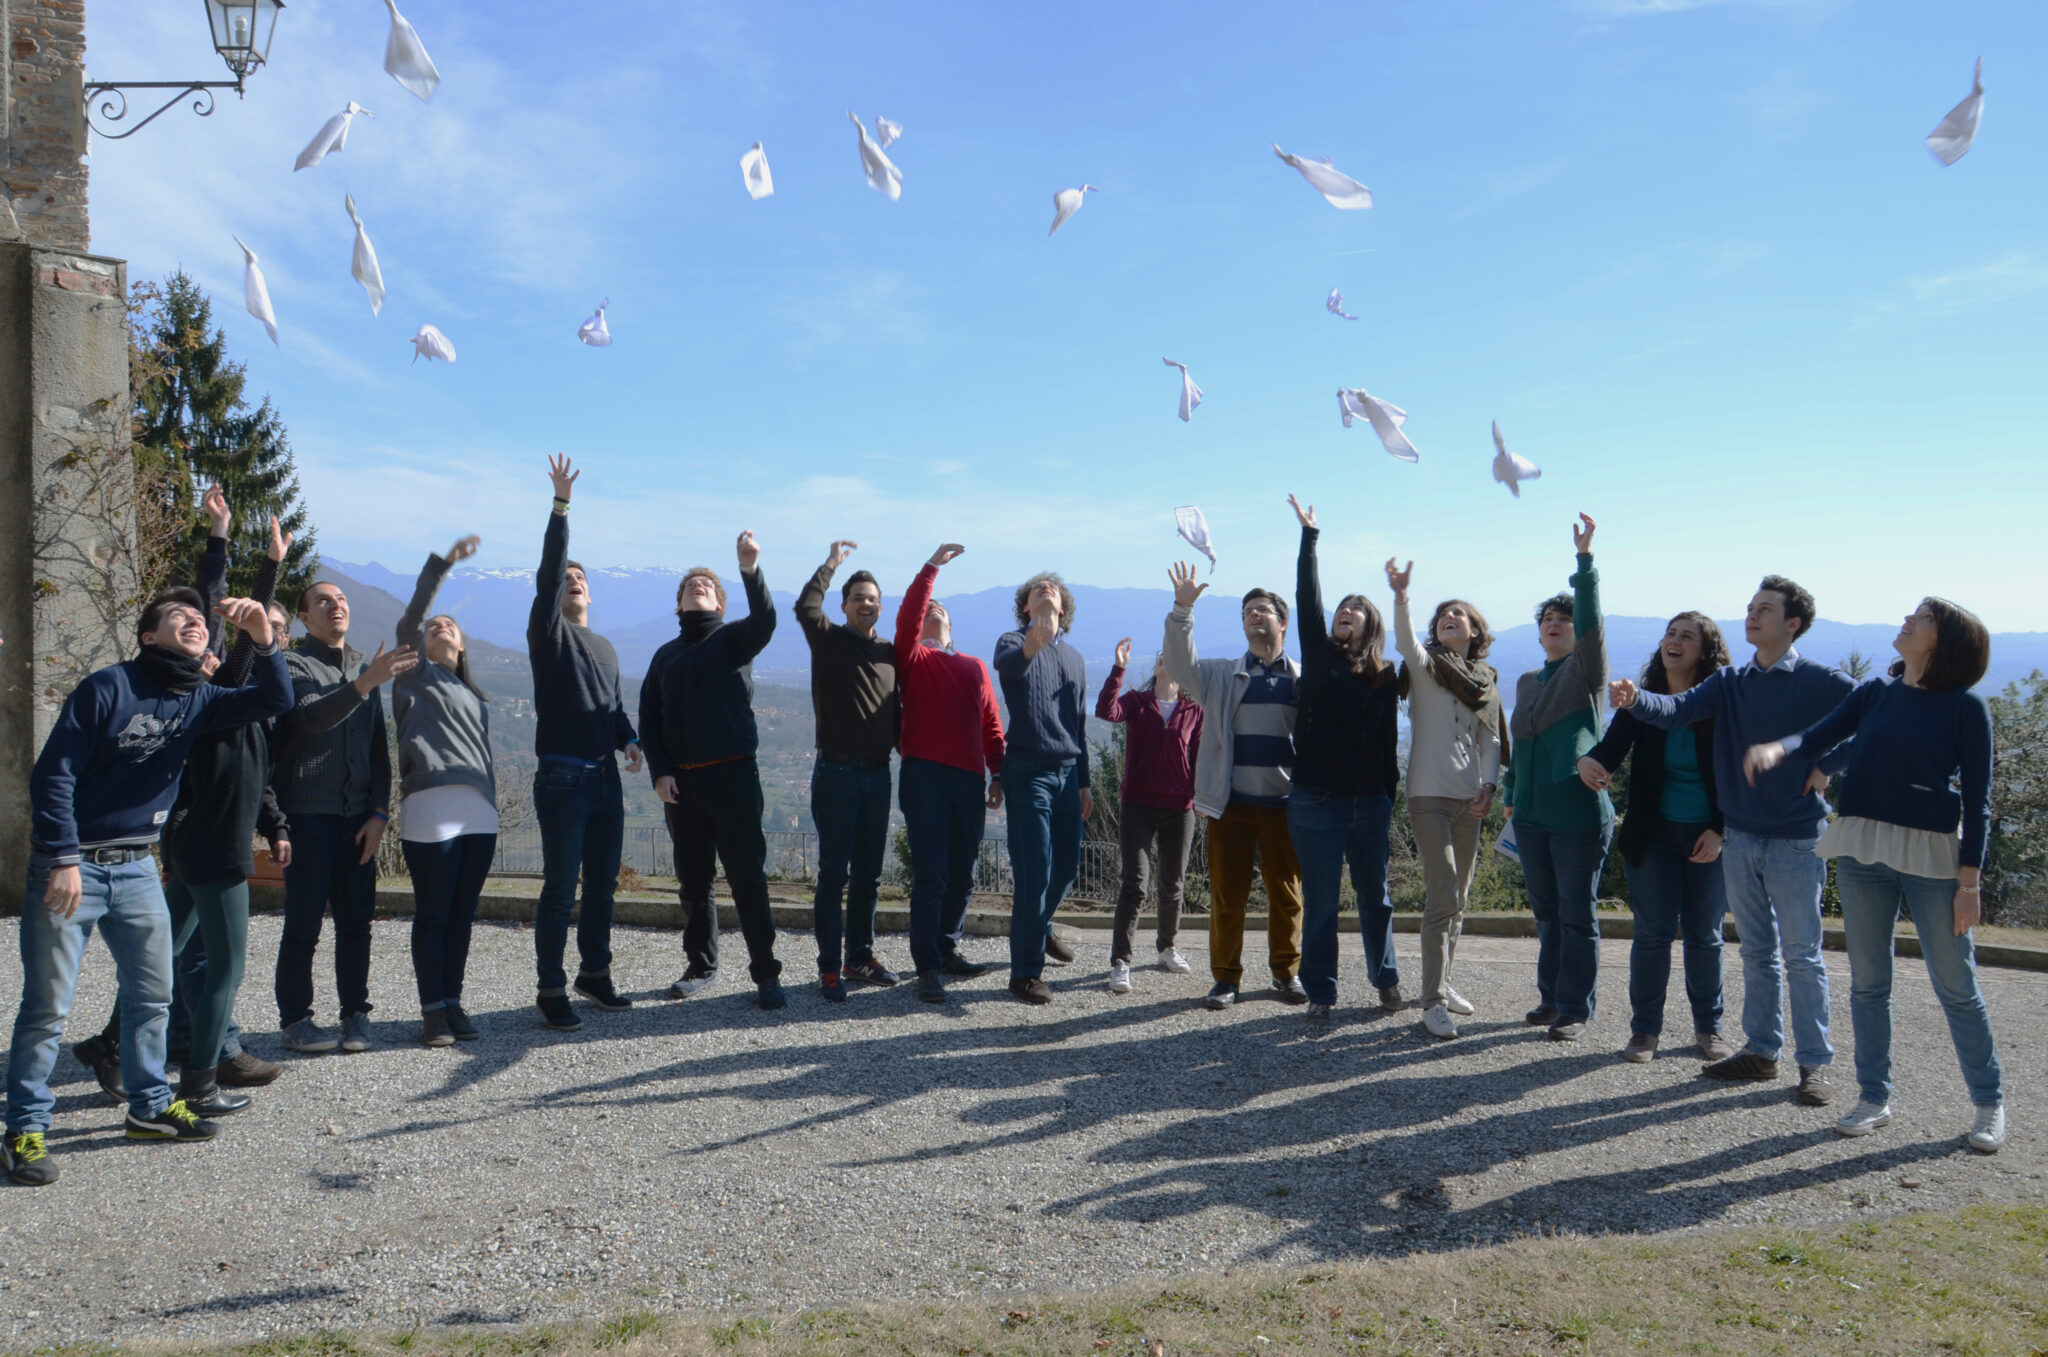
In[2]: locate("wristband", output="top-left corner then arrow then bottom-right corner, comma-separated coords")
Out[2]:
368,811 -> 389,824
552,497 -> 570,509
1956,885 -> 1980,894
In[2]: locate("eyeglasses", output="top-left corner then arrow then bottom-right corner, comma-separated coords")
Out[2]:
1242,605 -> 1279,620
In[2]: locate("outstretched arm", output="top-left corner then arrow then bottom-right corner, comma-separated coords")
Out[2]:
1293,503 -> 1327,653
530,455 -> 577,643
220,514 -> 288,689
796,541 -> 854,642
1097,638 -> 1135,722
725,532 -> 778,662
1161,561 -> 1206,694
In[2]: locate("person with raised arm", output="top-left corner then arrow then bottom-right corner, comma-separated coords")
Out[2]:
1609,573 -> 1854,1107
526,455 -> 643,1032
1285,495 -> 1403,1021
1578,613 -> 1733,1065
1162,560 -> 1306,1011
1385,556 -> 1503,1041
4,590 -> 290,1186
793,540 -> 901,1002
1095,636 -> 1202,994
1740,598 -> 2004,1152
1499,513 -> 1612,1043
895,544 -> 1006,1004
395,534 -> 498,1047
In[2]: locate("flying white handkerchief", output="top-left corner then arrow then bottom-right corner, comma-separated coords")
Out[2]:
234,236 -> 277,347
294,101 -> 371,172
848,112 -> 902,200
1327,288 -> 1357,320
1162,357 -> 1203,422
1049,184 -> 1097,235
1491,420 -> 1541,498
740,142 -> 774,200
344,194 -> 384,317
1926,58 -> 1984,166
578,298 -> 611,347
382,0 -> 441,103
1337,388 -> 1418,462
1273,142 -> 1372,210
876,116 -> 902,149
1175,505 -> 1217,573
410,323 -> 456,364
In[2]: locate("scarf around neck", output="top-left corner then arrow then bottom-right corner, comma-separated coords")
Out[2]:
136,644 -> 209,695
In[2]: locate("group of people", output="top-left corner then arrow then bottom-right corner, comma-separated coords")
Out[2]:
1,464 -> 2009,1189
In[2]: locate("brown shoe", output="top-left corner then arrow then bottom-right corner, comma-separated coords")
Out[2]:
1009,977 -> 1053,1005
1796,1065 -> 1835,1106
1696,1031 -> 1735,1062
1702,1050 -> 1780,1081
1621,1033 -> 1658,1063
216,1050 -> 282,1087
1043,932 -> 1076,966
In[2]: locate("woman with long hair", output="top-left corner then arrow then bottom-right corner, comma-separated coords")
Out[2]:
1578,612 -> 1733,1064
395,535 -> 499,1047
1385,561 -> 1504,1040
1096,639 -> 1203,994
1743,597 -> 2004,1152
1286,495 -> 1402,1020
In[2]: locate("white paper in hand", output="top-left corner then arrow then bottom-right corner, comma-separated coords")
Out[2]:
410,323 -> 456,364
1175,506 -> 1217,574
234,236 -> 277,347
1926,58 -> 1984,166
1049,185 -> 1097,235
1491,421 -> 1541,498
1273,142 -> 1372,209
1338,388 -> 1419,462
577,298 -> 611,347
876,116 -> 902,149
344,194 -> 384,317
1327,288 -> 1357,320
382,0 -> 441,103
848,112 -> 902,201
295,101 -> 370,172
1494,815 -> 1521,864
1162,357 -> 1203,422
740,142 -> 774,200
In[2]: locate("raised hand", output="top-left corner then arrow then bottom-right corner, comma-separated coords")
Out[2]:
1114,637 -> 1133,668
1384,557 -> 1414,599
826,540 -> 858,571
737,530 -> 760,572
1742,740 -> 1787,787
266,513 -> 291,563
929,543 -> 966,568
1572,511 -> 1597,554
547,453 -> 578,502
1168,561 -> 1208,609
1608,678 -> 1639,709
203,481 -> 231,537
447,534 -> 482,565
217,597 -> 275,647
359,640 -> 420,689
1288,493 -> 1316,529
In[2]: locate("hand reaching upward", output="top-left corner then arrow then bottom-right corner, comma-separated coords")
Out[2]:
547,454 -> 578,502
203,481 -> 231,538
1168,561 -> 1208,610
1572,511 -> 1597,554
1114,637 -> 1133,668
737,530 -> 760,572
826,540 -> 857,571
929,543 -> 966,568
1384,557 -> 1413,600
447,534 -> 482,565
1288,493 -> 1316,529
266,514 -> 291,563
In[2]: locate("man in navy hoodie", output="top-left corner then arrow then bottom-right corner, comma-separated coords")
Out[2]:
4,589 -> 290,1187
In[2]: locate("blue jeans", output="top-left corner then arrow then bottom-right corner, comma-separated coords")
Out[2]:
1721,827 -> 1832,1067
811,755 -> 892,972
900,757 -> 987,973
533,758 -> 623,995
1002,757 -> 1082,981
403,833 -> 497,1010
1836,856 -> 2002,1109
1288,790 -> 1399,1006
1519,819 -> 1612,1023
1623,819 -> 1726,1037
275,813 -> 378,1026
7,854 -> 175,1132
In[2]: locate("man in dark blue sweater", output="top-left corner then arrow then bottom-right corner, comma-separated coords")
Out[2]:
640,530 -> 784,1009
1613,575 -> 1854,1106
993,571 -> 1093,1004
5,591 -> 290,1187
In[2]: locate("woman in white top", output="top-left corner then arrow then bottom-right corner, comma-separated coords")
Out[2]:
1385,559 -> 1505,1040
395,535 -> 499,1047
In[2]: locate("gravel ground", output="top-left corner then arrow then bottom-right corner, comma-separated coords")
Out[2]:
1,914 -> 2042,1347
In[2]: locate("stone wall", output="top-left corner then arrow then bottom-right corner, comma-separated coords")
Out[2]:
1,0 -> 91,252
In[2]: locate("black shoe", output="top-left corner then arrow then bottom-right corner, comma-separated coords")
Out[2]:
1043,932 -> 1077,966
176,1069 -> 251,1117
126,1099 -> 219,1142
820,972 -> 848,1003
757,981 -> 788,1011
916,970 -> 948,1004
72,1035 -> 124,1106
574,973 -> 632,1011
443,1005 -> 479,1041
1525,1004 -> 1560,1026
1274,976 -> 1310,1006
1204,983 -> 1240,1010
3,1131 -> 57,1186
1548,1020 -> 1587,1042
1703,1050 -> 1781,1082
536,994 -> 583,1031
940,952 -> 989,978
1010,977 -> 1053,1005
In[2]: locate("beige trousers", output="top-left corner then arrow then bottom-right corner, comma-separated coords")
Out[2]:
1411,794 -> 1482,1008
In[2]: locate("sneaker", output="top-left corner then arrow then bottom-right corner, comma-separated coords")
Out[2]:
443,1005 -> 479,1041
1968,1104 -> 2007,1154
1305,1001 -> 1333,1022
916,970 -> 948,1004
1107,961 -> 1133,995
757,981 -> 788,1011
1421,1003 -> 1458,1040
1695,1031 -> 1736,1063
1203,983 -> 1239,1010
1621,1033 -> 1658,1063
73,1035 -> 124,1105
1274,976 -> 1309,1006
1703,1050 -> 1780,1081
1549,1020 -> 1586,1042
125,1099 -> 219,1142
3,1131 -> 57,1187
1043,932 -> 1077,966
340,1013 -> 372,1053
279,1018 -> 340,1055
574,974 -> 633,1011
537,994 -> 583,1031
1378,985 -> 1405,1014
1834,1101 -> 1892,1138
844,958 -> 901,987
422,1010 -> 455,1048
668,968 -> 717,999
1010,977 -> 1053,1005
820,972 -> 848,1004
1157,947 -> 1192,974
1443,986 -> 1476,1017
1796,1066 -> 1835,1106
1524,1004 -> 1559,1027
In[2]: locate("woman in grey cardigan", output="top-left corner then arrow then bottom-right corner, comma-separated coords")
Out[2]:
396,535 -> 498,1047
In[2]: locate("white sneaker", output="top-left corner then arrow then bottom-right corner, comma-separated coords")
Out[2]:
1834,1101 -> 1892,1138
1968,1104 -> 2006,1154
1107,961 -> 1133,994
1421,1003 -> 1458,1040
1157,947 -> 1191,974
1443,986 -> 1476,1017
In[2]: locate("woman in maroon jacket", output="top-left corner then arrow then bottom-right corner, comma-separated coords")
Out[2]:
1097,637 -> 1203,993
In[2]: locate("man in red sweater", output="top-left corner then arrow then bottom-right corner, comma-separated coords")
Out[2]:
895,544 -> 1006,1003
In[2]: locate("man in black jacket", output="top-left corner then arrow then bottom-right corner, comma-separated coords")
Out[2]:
640,530 -> 784,1009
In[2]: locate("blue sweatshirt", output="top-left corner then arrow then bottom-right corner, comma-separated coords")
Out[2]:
1626,649 -> 1854,841
30,648 -> 293,865
991,628 -> 1090,781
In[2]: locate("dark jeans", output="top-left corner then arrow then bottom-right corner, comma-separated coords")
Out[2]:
100,898 -> 247,1061
165,877 -> 249,1070
1113,801 -> 1195,963
667,757 -> 781,984
900,757 -> 987,973
811,754 -> 892,973
1623,818 -> 1726,1037
1288,790 -> 1399,1006
275,812 -> 379,1026
1518,818 -> 1613,1024
533,758 -> 623,995
1002,756 -> 1082,981
403,833 -> 497,1010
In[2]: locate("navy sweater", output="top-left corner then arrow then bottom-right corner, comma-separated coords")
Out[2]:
1626,651 -> 1855,840
1795,677 -> 1993,870
992,628 -> 1090,782
528,509 -> 637,764
639,568 -> 777,777
1291,526 -> 1400,799
30,649 -> 292,865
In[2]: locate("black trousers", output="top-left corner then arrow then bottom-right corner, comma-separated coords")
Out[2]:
665,757 -> 782,983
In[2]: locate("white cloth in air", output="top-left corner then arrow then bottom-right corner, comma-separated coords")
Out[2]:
1327,289 -> 1357,320
740,142 -> 774,199
294,101 -> 370,172
1491,421 -> 1541,497
344,194 -> 384,317
400,785 -> 499,844
848,112 -> 902,201
876,116 -> 902,148
1049,185 -> 1097,235
1273,142 -> 1372,209
234,236 -> 277,347
1338,388 -> 1419,462
1926,58 -> 1984,166
410,323 -> 457,364
1162,358 -> 1203,422
1174,505 -> 1217,572
578,298 -> 611,347
383,0 -> 441,102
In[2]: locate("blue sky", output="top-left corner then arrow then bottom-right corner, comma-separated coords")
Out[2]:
85,0 -> 2048,632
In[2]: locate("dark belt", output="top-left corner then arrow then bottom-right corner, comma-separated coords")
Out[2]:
78,844 -> 155,865
818,753 -> 891,773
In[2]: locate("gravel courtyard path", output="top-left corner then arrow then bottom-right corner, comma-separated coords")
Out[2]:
2,916 -> 2042,1347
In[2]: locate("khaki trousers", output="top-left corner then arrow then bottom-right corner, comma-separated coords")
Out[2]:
1205,801 -> 1304,987
1411,794 -> 1482,1008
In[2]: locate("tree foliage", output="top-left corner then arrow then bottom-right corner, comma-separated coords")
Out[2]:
1987,669 -> 2048,923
